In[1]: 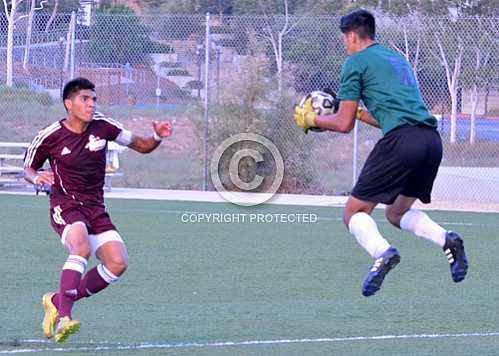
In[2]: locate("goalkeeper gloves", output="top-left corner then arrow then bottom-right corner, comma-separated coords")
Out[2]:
294,97 -> 318,134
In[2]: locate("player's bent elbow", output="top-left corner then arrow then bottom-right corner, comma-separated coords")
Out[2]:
329,115 -> 355,133
131,145 -> 153,154
138,143 -> 158,154
337,122 -> 354,133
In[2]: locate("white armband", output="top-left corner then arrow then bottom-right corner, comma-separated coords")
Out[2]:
33,175 -> 40,185
153,131 -> 163,142
115,129 -> 134,146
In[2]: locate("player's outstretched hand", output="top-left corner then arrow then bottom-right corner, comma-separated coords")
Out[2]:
153,120 -> 173,139
294,97 -> 317,134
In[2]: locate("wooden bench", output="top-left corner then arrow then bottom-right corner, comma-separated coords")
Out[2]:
0,142 -> 30,186
0,141 -> 127,190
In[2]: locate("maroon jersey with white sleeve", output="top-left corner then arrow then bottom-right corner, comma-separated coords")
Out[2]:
24,114 -> 123,206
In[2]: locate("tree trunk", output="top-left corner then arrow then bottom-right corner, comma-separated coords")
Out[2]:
23,0 -> 37,71
64,21 -> 72,72
45,0 -> 59,32
267,32 -> 283,95
469,84 -> 478,144
469,45 -> 484,145
436,36 -> 462,144
484,86 -> 490,115
6,3 -> 17,87
450,90 -> 458,143
277,34 -> 283,94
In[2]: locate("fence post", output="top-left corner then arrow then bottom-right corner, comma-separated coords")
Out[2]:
352,120 -> 358,188
69,11 -> 76,79
203,12 -> 211,191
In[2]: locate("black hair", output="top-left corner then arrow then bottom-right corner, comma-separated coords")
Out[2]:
340,9 -> 376,40
62,77 -> 95,102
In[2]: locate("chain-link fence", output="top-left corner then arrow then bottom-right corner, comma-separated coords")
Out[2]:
1,12 -> 498,202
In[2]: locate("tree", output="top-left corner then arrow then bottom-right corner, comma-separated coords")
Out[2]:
385,11 -> 426,83
88,5 -> 154,64
285,16 -> 344,93
250,0 -> 318,94
142,0 -> 233,15
191,56 -> 273,191
4,0 -> 21,86
42,0 -> 78,31
44,0 -> 57,31
23,0 -> 48,70
431,17 -> 465,143
2,0 -> 47,86
152,0 -> 199,13
466,25 -> 485,144
460,16 -> 498,143
380,12 -> 449,111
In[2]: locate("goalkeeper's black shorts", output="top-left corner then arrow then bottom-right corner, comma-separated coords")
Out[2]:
351,124 -> 442,205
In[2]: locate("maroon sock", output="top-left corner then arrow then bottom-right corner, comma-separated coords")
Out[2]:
51,293 -> 60,310
76,266 -> 110,300
58,269 -> 82,318
52,266 -> 110,305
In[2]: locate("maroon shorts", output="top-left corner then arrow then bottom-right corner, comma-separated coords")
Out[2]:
50,201 -> 117,238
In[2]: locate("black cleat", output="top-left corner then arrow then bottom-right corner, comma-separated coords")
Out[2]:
443,231 -> 468,283
362,247 -> 400,297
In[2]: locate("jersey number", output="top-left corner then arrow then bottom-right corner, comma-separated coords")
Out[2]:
388,57 -> 416,87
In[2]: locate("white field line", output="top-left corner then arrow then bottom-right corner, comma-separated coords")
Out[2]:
1,332 -> 499,354
2,188 -> 499,213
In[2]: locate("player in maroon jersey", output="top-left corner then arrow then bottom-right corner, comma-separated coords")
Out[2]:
23,77 -> 173,342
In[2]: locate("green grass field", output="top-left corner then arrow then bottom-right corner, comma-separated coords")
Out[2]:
1,194 -> 499,355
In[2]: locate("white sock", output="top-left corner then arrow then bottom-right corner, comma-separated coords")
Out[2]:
97,264 -> 120,284
63,254 -> 88,273
400,209 -> 446,248
348,212 -> 391,259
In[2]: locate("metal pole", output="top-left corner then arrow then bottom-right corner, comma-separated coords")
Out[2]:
352,120 -> 358,187
156,74 -> 160,106
216,44 -> 220,104
196,44 -> 202,99
125,62 -> 131,97
69,11 -> 76,79
203,13 -> 211,191
59,37 -> 64,98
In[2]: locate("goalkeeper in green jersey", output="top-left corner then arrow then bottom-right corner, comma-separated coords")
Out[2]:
294,9 -> 468,297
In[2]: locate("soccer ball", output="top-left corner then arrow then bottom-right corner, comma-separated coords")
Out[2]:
299,90 -> 338,116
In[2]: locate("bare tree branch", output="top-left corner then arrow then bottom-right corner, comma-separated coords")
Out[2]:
284,2 -> 321,35
256,0 -> 321,93
23,0 -> 49,70
45,0 -> 59,32
3,0 -> 10,19
434,19 -> 464,143
15,0 -> 48,23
